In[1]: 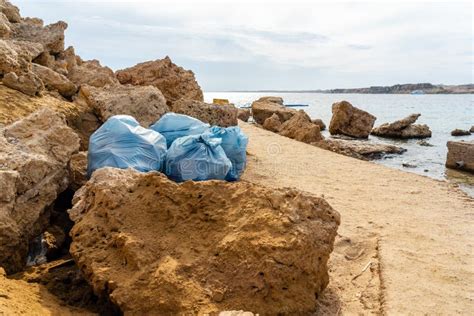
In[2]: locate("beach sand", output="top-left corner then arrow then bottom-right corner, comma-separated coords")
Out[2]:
240,122 -> 474,315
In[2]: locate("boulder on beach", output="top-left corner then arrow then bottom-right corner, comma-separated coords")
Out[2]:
446,140 -> 474,173
116,56 -> 204,106
312,118 -> 326,131
262,113 -> 281,132
451,128 -> 471,136
237,108 -> 250,122
329,101 -> 376,138
313,138 -> 406,160
171,98 -> 238,127
11,19 -> 67,54
279,110 -> 323,143
0,108 -> 79,273
251,96 -> 296,125
371,113 -> 432,139
78,84 -> 169,127
69,168 -> 340,315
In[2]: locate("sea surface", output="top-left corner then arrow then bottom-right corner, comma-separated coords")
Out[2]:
205,92 -> 474,194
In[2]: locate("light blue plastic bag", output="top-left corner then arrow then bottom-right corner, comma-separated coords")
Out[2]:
165,133 -> 232,182
150,113 -> 210,148
87,115 -> 167,176
209,126 -> 248,181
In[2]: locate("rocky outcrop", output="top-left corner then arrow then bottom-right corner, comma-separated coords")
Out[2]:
315,138 -> 406,160
329,101 -> 376,138
171,99 -> 238,127
451,129 -> 471,136
312,118 -> 326,131
0,108 -> 79,273
0,1 -> 21,23
279,110 -> 323,143
0,39 -> 43,74
68,151 -> 87,190
31,63 -> 77,98
116,56 -> 204,105
2,70 -> 43,96
371,113 -> 432,139
78,84 -> 169,127
251,97 -> 296,125
10,19 -> 67,54
446,141 -> 474,173
237,108 -> 250,122
69,168 -> 340,315
67,59 -> 119,88
262,113 -> 281,132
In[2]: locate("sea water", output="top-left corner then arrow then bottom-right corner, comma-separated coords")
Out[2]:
205,92 -> 474,194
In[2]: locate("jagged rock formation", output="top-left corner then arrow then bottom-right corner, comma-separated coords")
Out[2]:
67,58 -> 119,88
371,113 -> 432,139
262,113 -> 281,132
329,101 -> 376,138
279,110 -> 323,143
69,168 -> 340,315
171,98 -> 238,127
116,56 -> 204,105
446,141 -> 474,173
251,96 -> 296,125
0,109 -> 79,273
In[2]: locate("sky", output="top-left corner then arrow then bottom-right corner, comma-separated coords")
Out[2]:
14,0 -> 473,91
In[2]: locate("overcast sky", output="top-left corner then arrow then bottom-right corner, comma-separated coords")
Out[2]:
15,0 -> 473,91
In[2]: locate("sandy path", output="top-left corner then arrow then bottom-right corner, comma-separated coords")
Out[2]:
240,122 -> 474,315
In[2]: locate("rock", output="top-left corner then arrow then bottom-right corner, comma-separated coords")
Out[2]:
470,126 -> 474,133
67,59 -> 119,88
312,118 -> 326,131
11,19 -> 67,54
417,140 -> 434,147
451,129 -> 471,136
69,168 -> 340,315
251,97 -> 296,125
171,98 -> 238,127
0,0 -> 21,23
68,151 -> 87,190
237,108 -> 250,122
2,71 -> 44,96
0,108 -> 79,273
116,56 -> 204,105
446,141 -> 474,173
0,12 -> 11,38
279,110 -> 323,143
329,101 -> 376,138
0,39 -> 44,75
371,113 -> 432,139
32,63 -> 77,98
402,163 -> 417,168
78,84 -> 169,127
262,113 -> 281,132
315,138 -> 406,160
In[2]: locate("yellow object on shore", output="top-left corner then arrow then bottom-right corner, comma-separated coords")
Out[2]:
213,98 -> 230,105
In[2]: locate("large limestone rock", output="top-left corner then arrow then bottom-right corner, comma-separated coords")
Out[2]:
78,84 -> 169,127
251,97 -> 296,125
371,113 -> 432,139
171,99 -> 238,127
32,63 -> 77,98
329,101 -> 376,138
279,110 -> 323,143
0,39 -> 43,75
0,12 -> 11,38
314,138 -> 406,160
0,0 -> 21,23
2,70 -> 43,96
69,168 -> 340,315
67,59 -> 119,88
0,108 -> 79,273
446,141 -> 474,173
262,113 -> 281,132
11,19 -> 67,54
116,56 -> 204,105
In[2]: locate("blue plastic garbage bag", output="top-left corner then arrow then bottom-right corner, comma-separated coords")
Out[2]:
165,133 -> 232,182
209,126 -> 248,181
150,113 -> 210,148
87,115 -> 167,176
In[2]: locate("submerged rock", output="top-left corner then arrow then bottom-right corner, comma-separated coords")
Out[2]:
371,113 -> 432,139
171,98 -> 238,127
329,101 -> 376,138
116,56 -> 204,105
279,110 -> 323,143
446,140 -> 474,173
251,97 -> 296,125
451,128 -> 471,136
69,168 -> 340,315
0,108 -> 79,273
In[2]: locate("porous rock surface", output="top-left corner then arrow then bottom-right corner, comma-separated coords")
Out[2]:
171,98 -> 238,127
446,140 -> 474,173
262,113 -> 281,132
116,56 -> 204,105
32,63 -> 77,97
371,113 -> 432,139
10,18 -> 67,54
0,108 -> 79,273
237,108 -> 250,122
68,151 -> 87,190
329,101 -> 376,138
314,138 -> 406,160
78,84 -> 169,127
251,96 -> 296,125
67,59 -> 119,88
69,168 -> 340,315
279,110 -> 323,143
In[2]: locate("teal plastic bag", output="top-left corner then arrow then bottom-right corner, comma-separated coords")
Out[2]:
88,115 -> 167,176
165,133 -> 231,182
150,113 -> 210,148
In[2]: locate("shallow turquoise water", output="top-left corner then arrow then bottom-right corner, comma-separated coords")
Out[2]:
205,92 -> 474,183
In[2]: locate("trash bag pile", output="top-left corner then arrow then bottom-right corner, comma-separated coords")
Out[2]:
87,113 -> 248,182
